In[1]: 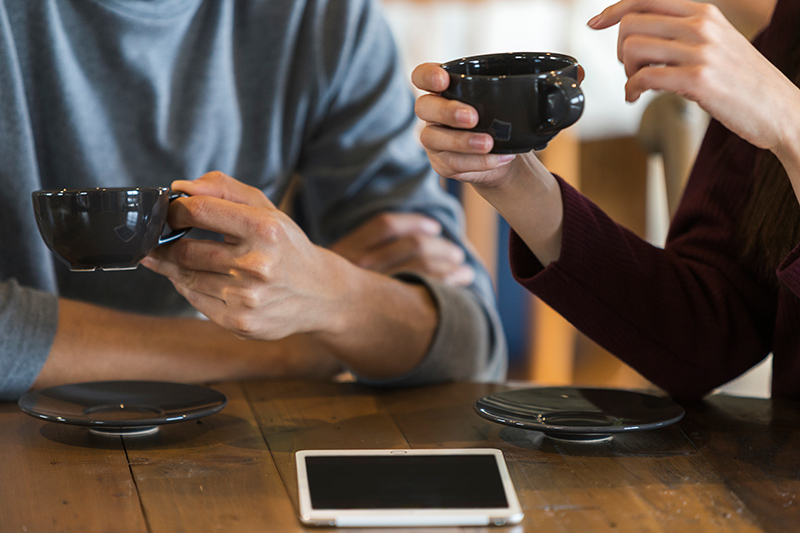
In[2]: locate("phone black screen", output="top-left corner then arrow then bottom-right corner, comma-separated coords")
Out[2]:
304,454 -> 510,510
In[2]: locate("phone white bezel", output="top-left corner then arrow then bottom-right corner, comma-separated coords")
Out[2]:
295,448 -> 524,528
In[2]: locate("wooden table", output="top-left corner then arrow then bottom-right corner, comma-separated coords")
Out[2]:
1,380 -> 798,532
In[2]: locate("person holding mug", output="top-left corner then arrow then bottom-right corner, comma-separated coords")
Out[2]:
0,0 -> 506,400
412,0 -> 800,399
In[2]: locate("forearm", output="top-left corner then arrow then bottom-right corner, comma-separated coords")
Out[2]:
33,298 -> 342,389
472,153 -> 564,266
311,266 -> 437,380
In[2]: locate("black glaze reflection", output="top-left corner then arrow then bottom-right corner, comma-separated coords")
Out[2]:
475,387 -> 684,442
440,52 -> 584,153
18,381 -> 227,436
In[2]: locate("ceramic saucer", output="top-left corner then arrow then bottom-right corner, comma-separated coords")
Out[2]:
18,380 -> 227,436
475,387 -> 685,442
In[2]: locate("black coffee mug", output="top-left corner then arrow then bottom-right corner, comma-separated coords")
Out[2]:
32,187 -> 189,272
441,52 -> 584,153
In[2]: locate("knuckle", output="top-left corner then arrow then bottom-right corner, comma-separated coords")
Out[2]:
247,214 -> 283,244
406,233 -> 427,254
228,313 -> 258,337
414,96 -> 428,120
418,125 -> 440,150
415,94 -> 447,123
168,239 -> 192,265
618,12 -> 633,30
684,64 -> 710,88
448,243 -> 466,264
371,213 -> 398,235
181,195 -> 212,222
439,151 -> 469,174
693,2 -> 719,20
177,268 -> 199,289
687,17 -> 713,43
236,287 -> 262,311
479,158 -> 497,172
222,283 -> 262,317
203,170 -> 228,183
619,36 -> 642,63
237,252 -> 272,283
172,264 -> 201,291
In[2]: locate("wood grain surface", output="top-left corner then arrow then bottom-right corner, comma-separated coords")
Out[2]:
1,381 -> 796,532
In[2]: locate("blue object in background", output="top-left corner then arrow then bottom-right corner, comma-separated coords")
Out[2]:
446,180 -> 531,373
495,218 -> 531,372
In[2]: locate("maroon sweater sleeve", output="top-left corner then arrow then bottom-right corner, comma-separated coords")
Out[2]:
511,118 -> 782,399
509,0 -> 800,399
777,247 -> 800,292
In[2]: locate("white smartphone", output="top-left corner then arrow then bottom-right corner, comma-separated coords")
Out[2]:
295,448 -> 524,528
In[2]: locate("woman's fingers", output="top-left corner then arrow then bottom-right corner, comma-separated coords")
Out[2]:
415,93 -> 479,129
419,124 -> 492,155
589,0 -> 700,30
411,62 -> 451,94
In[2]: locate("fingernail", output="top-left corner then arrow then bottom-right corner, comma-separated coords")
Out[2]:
587,14 -> 602,28
496,154 -> 516,164
468,135 -> 492,151
455,107 -> 476,127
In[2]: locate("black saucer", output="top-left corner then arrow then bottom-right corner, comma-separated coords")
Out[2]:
18,380 -> 227,436
475,387 -> 685,442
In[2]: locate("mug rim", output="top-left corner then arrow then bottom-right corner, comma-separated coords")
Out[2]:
33,186 -> 170,197
441,51 -> 579,80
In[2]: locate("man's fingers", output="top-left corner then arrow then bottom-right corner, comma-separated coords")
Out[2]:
171,171 -> 273,209
167,195 -> 281,241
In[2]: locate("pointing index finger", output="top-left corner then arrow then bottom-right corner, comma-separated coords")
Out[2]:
168,195 -> 278,241
588,0 -> 699,29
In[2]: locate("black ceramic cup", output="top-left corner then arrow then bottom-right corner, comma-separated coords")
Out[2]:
32,187 -> 189,272
441,52 -> 584,153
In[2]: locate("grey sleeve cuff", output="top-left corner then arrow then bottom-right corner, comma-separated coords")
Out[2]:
353,273 -> 507,387
0,280 -> 58,401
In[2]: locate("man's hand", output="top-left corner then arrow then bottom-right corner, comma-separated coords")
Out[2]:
330,212 -> 475,286
142,171 -> 440,379
142,171 -> 348,340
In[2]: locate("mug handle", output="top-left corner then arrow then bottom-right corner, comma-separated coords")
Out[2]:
158,193 -> 191,245
537,75 -> 585,135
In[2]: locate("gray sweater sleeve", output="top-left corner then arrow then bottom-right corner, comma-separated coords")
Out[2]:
0,0 -> 508,400
292,0 -> 508,386
0,281 -> 58,401
352,273 -> 507,387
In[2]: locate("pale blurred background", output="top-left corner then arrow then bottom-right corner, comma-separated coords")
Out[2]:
381,0 -> 771,397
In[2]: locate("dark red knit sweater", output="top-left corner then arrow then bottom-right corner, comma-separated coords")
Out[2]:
510,0 -> 800,399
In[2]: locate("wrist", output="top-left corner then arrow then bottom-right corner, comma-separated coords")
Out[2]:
773,126 -> 800,199
310,262 -> 437,378
771,86 -> 800,189
474,153 -> 564,265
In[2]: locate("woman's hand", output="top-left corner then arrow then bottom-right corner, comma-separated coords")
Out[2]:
412,63 -> 565,265
589,0 -> 800,154
411,63 -> 519,189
